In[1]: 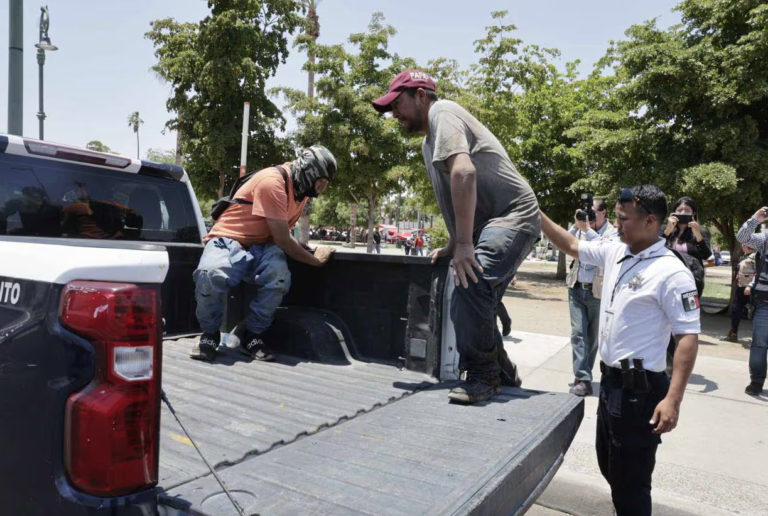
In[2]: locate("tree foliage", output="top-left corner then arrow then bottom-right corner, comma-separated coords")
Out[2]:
146,0 -> 305,199
145,148 -> 180,166
275,13 -> 422,252
571,0 -> 768,266
85,140 -> 115,154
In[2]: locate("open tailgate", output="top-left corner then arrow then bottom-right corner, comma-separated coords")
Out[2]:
160,383 -> 582,516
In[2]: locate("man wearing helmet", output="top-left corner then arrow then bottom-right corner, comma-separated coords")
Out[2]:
190,146 -> 338,363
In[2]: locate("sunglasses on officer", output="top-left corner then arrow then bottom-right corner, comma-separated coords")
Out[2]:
619,188 -> 651,216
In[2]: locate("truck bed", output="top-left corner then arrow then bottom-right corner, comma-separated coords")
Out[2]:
158,339 -> 583,516
159,337 -> 437,490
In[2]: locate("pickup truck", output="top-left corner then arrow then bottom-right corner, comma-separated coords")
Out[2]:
0,134 -> 583,516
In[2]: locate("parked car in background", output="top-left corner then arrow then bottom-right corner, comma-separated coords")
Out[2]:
720,251 -> 731,265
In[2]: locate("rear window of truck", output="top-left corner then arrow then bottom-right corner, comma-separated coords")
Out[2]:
0,155 -> 200,243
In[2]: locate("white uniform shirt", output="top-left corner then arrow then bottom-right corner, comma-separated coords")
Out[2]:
578,237 -> 701,372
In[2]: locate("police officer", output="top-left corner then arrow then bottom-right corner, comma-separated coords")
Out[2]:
540,185 -> 700,516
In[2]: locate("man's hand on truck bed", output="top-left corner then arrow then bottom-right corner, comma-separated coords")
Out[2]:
313,246 -> 336,266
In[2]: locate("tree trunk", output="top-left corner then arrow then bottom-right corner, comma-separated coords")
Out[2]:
217,171 -> 226,199
136,130 -> 141,160
556,247 -> 567,280
175,127 -> 183,166
298,10 -> 318,246
367,194 -> 376,254
712,215 -> 739,307
299,202 -> 311,244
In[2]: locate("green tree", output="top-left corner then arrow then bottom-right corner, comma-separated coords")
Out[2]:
570,0 -> 768,282
127,111 -> 144,159
85,140 -> 115,154
145,148 -> 180,166
276,13 -> 421,253
146,0 -> 304,199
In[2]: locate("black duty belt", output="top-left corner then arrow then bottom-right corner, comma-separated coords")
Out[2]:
574,282 -> 593,291
600,361 -> 665,392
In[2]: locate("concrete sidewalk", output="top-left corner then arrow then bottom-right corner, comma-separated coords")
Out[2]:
503,329 -> 768,516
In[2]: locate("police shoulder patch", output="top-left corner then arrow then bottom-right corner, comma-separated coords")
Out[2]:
681,290 -> 700,312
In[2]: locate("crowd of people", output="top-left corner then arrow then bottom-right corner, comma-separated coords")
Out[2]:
185,68 -> 764,516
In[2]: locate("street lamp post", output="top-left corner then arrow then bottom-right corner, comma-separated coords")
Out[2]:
34,6 -> 57,141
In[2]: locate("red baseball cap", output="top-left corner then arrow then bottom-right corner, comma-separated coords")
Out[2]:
372,70 -> 436,113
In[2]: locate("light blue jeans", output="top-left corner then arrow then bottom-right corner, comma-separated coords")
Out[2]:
569,286 -> 601,382
193,237 -> 291,335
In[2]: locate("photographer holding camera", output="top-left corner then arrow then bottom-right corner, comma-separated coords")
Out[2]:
662,197 -> 712,265
566,195 -> 617,396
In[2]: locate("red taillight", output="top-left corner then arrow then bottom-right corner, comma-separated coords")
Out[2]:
60,281 -> 162,497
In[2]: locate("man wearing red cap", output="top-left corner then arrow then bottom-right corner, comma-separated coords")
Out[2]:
373,70 -> 541,404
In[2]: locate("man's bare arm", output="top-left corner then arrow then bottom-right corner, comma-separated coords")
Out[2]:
540,210 -> 581,259
266,218 -> 332,267
445,153 -> 483,288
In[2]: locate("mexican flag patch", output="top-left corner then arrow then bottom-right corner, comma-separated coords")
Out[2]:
682,290 -> 700,312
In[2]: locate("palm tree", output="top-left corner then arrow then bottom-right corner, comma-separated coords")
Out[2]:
127,111 -> 144,159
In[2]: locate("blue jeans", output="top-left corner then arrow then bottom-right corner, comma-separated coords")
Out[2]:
750,300 -> 768,385
569,286 -> 601,382
193,237 -> 291,335
450,227 -> 537,384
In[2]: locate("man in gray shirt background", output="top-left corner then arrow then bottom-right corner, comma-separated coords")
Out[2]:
373,70 -> 541,404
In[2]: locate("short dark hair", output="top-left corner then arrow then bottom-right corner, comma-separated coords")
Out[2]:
619,185 -> 668,222
594,198 -> 608,212
672,196 -> 698,217
403,87 -> 439,102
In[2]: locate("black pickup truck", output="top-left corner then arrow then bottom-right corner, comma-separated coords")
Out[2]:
0,134 -> 583,516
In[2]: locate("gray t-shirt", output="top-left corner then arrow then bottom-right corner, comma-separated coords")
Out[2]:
422,100 -> 541,240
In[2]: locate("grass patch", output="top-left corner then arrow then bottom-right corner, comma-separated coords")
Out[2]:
701,280 -> 731,306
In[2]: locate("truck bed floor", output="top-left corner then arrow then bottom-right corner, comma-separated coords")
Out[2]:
159,338 -> 436,490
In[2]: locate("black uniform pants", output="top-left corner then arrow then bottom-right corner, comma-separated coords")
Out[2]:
597,365 -> 670,516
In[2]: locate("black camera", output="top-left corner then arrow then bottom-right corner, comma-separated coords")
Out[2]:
576,193 -> 596,222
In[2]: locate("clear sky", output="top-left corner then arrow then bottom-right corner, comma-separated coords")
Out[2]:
0,0 -> 681,159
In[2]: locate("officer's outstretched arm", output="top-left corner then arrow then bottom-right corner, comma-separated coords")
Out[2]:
539,210 -> 580,259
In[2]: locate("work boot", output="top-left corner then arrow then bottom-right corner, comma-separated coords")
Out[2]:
190,332 -> 219,362
239,333 -> 276,362
725,331 -> 738,342
570,380 -> 593,397
745,382 -> 764,396
448,377 -> 501,404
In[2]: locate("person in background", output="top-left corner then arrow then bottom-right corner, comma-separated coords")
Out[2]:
403,237 -> 413,255
662,196 -> 712,265
497,301 -> 512,337
726,245 -> 757,342
415,233 -> 425,256
566,198 -> 618,397
736,207 -> 768,396
373,228 -> 382,254
661,196 -> 710,375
